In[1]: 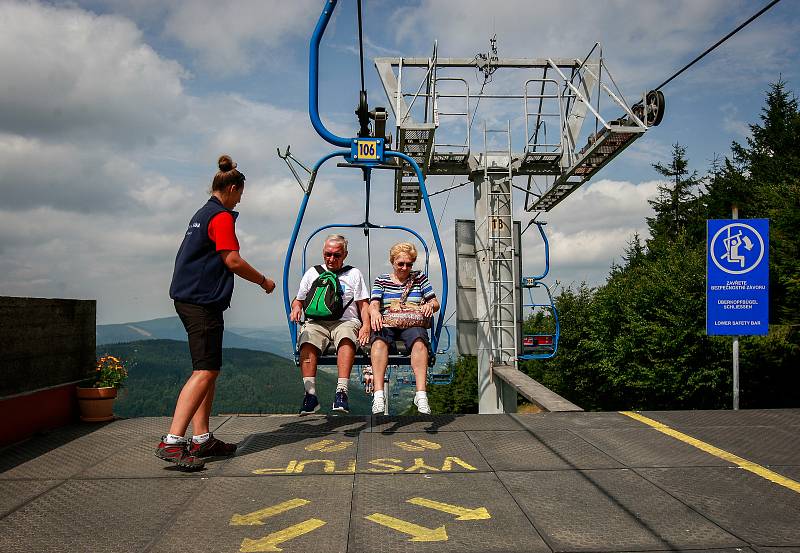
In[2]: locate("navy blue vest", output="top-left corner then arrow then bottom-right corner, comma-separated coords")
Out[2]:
169,196 -> 238,310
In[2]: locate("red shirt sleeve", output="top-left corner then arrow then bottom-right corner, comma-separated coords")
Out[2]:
208,212 -> 240,252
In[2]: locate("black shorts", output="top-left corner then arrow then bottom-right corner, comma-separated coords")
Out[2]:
371,326 -> 431,352
174,300 -> 224,371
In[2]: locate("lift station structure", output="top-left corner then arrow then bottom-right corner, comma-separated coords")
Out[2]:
373,43 -> 664,413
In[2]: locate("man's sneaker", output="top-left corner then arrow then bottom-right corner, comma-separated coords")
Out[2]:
154,437 -> 205,471
414,395 -> 431,415
332,390 -> 349,413
299,393 -> 320,415
371,394 -> 385,415
188,433 -> 237,458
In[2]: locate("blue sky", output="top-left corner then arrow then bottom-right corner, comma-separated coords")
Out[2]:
0,0 -> 798,327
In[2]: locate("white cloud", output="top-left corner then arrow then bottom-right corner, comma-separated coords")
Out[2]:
519,179 -> 658,284
162,0 -> 319,74
721,103 -> 751,138
0,1 -> 187,147
391,0 -> 739,91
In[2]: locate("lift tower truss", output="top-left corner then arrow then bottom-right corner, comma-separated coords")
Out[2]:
375,43 -> 662,413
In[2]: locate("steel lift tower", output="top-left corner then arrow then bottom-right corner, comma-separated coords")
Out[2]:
375,43 -> 665,413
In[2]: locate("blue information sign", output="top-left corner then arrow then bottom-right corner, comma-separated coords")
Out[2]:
706,219 -> 769,335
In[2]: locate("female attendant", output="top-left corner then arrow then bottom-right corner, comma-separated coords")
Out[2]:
155,155 -> 275,470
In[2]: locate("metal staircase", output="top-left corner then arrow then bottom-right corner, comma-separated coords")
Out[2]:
483,122 -> 518,367
393,123 -> 434,213
529,123 -> 643,211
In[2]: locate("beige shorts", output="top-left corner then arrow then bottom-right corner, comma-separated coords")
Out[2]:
299,319 -> 361,354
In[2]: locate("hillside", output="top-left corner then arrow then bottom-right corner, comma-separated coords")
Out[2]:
97,339 -> 375,417
97,317 -> 292,358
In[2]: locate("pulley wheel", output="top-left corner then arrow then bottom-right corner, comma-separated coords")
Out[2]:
645,90 -> 665,126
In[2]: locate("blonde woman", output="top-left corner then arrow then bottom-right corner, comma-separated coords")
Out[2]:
369,242 -> 439,414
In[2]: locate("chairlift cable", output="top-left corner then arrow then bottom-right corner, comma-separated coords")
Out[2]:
654,0 -> 782,91
357,0 -> 366,93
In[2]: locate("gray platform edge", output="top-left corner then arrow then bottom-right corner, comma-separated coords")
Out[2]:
493,365 -> 583,412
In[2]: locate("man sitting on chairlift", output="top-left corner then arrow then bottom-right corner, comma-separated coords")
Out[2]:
290,234 -> 370,414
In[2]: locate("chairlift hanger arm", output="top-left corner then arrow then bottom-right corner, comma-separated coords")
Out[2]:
309,0 -> 350,147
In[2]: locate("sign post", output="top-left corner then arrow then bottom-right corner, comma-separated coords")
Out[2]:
706,218 -> 769,409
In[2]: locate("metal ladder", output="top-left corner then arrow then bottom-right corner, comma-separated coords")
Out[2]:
483,121 -> 518,368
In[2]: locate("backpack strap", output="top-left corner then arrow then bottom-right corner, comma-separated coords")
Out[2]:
337,266 -> 354,310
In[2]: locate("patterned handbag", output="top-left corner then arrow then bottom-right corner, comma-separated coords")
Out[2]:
381,272 -> 432,329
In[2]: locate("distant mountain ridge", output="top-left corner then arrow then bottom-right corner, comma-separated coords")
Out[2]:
97,316 -> 292,359
99,339 -> 376,417
98,317 -> 457,365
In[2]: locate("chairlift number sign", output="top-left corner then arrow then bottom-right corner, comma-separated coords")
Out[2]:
352,138 -> 383,163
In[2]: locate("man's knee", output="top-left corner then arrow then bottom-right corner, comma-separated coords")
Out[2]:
337,338 -> 356,353
299,344 -> 319,364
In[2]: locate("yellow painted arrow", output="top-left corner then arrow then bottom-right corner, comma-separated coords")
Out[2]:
365,513 -> 448,542
240,519 -> 326,552
230,499 -> 310,526
406,497 -> 491,520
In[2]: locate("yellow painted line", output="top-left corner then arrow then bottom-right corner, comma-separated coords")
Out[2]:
394,439 -> 441,451
620,411 -> 800,494
407,497 -> 491,520
240,519 -> 326,552
365,513 -> 448,542
304,439 -> 353,452
230,499 -> 310,526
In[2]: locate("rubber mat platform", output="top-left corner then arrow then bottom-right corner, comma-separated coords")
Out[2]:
1,410 -> 798,552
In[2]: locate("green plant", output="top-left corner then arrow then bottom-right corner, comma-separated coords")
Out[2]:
92,355 -> 128,389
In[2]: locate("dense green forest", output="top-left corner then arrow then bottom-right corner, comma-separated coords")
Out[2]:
430,80 -> 800,413
97,340 -> 374,417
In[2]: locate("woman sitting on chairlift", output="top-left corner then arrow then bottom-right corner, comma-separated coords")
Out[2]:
368,242 -> 439,415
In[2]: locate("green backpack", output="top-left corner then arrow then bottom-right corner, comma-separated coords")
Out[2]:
303,265 -> 353,321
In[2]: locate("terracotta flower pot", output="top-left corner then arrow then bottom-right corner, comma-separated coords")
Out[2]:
76,386 -> 118,422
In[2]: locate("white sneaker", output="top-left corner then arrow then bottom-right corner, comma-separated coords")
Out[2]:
414,395 -> 431,415
371,395 -> 385,415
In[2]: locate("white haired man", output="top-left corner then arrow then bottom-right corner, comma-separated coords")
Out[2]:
290,234 -> 370,413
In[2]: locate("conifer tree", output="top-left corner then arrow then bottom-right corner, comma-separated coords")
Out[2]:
647,143 -> 703,245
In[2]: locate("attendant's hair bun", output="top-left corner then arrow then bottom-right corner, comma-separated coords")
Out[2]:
218,155 -> 237,172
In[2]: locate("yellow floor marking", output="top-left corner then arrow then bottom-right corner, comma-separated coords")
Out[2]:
405,458 -> 441,472
230,499 -> 311,525
394,439 -> 441,451
304,439 -> 353,452
441,456 -> 478,471
407,497 -> 491,520
620,411 -> 800,494
365,513 -> 448,542
240,519 -> 326,552
252,461 -> 298,475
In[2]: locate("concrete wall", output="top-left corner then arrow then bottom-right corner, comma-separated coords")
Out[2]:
0,297 -> 95,445
0,297 -> 95,398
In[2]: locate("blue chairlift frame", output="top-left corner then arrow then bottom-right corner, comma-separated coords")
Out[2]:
519,222 -> 560,360
282,0 -> 449,372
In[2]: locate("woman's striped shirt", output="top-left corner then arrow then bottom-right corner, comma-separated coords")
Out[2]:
371,272 -> 436,311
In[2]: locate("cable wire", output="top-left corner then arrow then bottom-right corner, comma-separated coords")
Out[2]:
655,0 -> 782,91
357,0 -> 366,93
